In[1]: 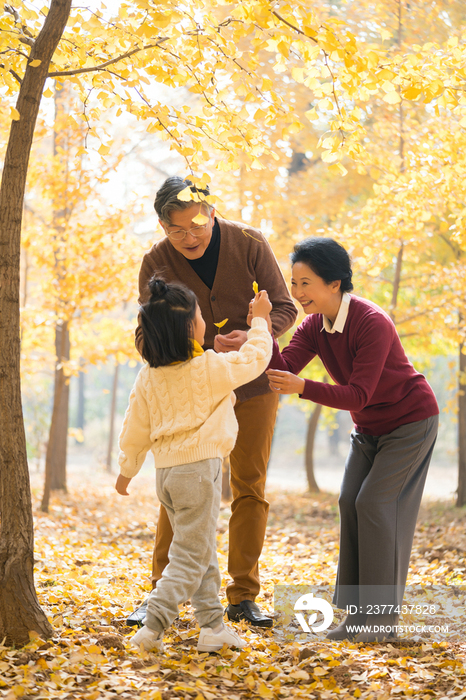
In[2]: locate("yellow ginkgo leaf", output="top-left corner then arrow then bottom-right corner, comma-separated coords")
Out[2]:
214,318 -> 228,328
383,90 -> 401,104
241,228 -> 262,242
10,107 -> 20,121
192,212 -> 209,225
253,281 -> 259,294
29,59 -> 42,67
98,144 -> 110,156
257,683 -> 274,698
177,186 -> 193,202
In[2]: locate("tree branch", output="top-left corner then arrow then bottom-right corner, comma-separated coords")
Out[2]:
5,3 -> 36,47
0,63 -> 22,84
47,39 -> 169,77
19,36 -> 34,48
396,309 -> 431,325
398,332 -> 420,338
271,10 -> 318,44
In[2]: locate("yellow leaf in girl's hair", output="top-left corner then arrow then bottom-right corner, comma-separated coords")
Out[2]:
214,318 -> 228,328
252,281 -> 259,295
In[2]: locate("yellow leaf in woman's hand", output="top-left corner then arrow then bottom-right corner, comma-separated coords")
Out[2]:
252,281 -> 259,294
214,318 -> 228,328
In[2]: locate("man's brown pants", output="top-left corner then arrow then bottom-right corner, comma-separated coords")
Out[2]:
151,391 -> 279,604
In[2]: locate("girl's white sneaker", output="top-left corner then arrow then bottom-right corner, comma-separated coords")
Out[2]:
197,622 -> 246,652
130,625 -> 164,652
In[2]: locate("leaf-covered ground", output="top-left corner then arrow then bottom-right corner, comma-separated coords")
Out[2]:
2,469 -> 466,699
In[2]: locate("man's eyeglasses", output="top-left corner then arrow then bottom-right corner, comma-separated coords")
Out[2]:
165,224 -> 209,241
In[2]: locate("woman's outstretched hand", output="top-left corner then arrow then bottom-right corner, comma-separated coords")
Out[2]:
266,369 -> 305,395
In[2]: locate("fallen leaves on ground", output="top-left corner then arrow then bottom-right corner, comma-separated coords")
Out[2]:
2,469 -> 466,699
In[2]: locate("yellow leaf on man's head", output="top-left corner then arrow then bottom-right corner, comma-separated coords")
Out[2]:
177,186 -> 193,202
10,107 -> 20,121
192,212 -> 209,225
253,281 -> 259,294
214,318 -> 228,328
29,59 -> 42,67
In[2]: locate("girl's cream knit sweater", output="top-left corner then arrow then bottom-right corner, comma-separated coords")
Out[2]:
118,317 -> 272,477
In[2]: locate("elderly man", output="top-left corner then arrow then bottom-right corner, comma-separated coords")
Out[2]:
127,176 -> 297,627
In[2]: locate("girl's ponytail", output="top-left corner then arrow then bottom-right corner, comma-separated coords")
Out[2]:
139,276 -> 198,367
148,277 -> 168,301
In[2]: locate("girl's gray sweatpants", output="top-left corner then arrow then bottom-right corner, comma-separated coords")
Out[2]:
145,457 -> 224,633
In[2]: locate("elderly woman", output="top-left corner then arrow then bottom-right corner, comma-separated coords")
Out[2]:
265,237 -> 439,642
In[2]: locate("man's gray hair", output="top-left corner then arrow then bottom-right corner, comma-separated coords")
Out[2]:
154,176 -> 213,225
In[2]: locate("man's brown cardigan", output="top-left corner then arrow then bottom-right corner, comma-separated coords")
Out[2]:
137,218 -> 297,402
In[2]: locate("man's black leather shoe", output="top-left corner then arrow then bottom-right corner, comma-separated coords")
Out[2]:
226,600 -> 273,628
126,600 -> 148,628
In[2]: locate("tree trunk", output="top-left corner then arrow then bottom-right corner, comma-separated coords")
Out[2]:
50,321 -> 70,490
328,411 -> 340,456
106,362 -> 119,473
41,321 -> 70,508
305,402 -> 322,493
0,0 -> 71,646
390,243 -> 404,323
43,82 -> 73,492
457,341 -> 466,507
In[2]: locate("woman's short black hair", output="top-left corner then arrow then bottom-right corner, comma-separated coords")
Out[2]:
291,237 -> 353,293
139,276 -> 198,367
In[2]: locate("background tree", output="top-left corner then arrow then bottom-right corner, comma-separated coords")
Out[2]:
22,86 -> 143,511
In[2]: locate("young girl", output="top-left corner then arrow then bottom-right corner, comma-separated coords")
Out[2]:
115,276 -> 272,653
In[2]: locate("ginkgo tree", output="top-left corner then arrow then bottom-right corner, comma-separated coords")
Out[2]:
210,0 -> 466,496
1,0 -> 466,646
22,83 -> 144,512
337,114 -> 466,505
